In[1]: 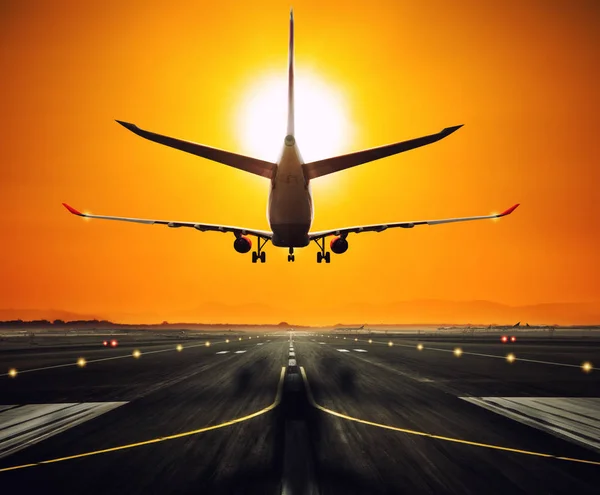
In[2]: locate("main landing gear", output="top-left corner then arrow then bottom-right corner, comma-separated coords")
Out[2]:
287,247 -> 295,262
251,237 -> 269,263
312,238 -> 331,263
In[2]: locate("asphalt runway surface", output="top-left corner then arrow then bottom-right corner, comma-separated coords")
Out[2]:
0,332 -> 599,494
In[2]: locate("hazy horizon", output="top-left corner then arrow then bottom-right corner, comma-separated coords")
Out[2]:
2,298 -> 599,326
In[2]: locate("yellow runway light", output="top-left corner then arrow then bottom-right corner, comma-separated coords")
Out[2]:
77,358 -> 86,368
506,353 -> 516,364
205,341 -> 211,347
132,350 -> 141,359
454,347 -> 463,357
176,344 -> 183,352
368,339 -> 372,344
582,361 -> 593,373
417,344 -> 424,351
8,368 -> 17,378
226,339 -> 230,343
388,341 -> 393,347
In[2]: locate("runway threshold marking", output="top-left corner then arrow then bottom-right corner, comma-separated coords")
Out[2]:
0,367 -> 286,473
461,397 -> 600,453
0,403 -> 127,460
299,366 -> 600,467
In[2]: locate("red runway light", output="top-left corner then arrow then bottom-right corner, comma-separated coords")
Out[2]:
510,336 -> 516,342
110,339 -> 118,347
501,336 -> 508,343
103,341 -> 108,346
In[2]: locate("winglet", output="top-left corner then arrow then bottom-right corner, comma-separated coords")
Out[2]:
62,203 -> 84,216
116,120 -> 138,132
441,124 -> 464,136
498,203 -> 520,217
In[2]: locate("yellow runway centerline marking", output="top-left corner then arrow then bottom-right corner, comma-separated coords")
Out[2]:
0,367 -> 286,473
299,366 -> 600,467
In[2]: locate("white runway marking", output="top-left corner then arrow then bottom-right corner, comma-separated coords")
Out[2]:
289,352 -> 295,357
234,350 -> 247,354
0,402 -> 127,459
215,351 -> 230,354
353,349 -> 368,353
319,342 -> 326,345
256,343 -> 264,346
336,349 -> 349,353
288,359 -> 297,366
461,397 -> 600,453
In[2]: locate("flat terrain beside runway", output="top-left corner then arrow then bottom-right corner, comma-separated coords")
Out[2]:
0,331 -> 598,494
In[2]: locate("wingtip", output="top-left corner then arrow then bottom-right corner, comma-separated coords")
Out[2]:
499,203 -> 520,216
115,120 -> 137,131
442,124 -> 464,135
62,203 -> 84,216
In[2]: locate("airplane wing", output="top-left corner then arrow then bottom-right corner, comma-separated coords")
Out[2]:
308,204 -> 519,240
116,121 -> 277,179
62,203 -> 273,239
302,125 -> 463,180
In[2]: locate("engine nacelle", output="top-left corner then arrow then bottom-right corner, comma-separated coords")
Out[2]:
330,236 -> 348,254
233,236 -> 252,253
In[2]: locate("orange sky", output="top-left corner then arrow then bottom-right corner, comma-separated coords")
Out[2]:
1,0 -> 598,325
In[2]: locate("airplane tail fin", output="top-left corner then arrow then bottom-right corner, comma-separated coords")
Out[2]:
287,8 -> 295,136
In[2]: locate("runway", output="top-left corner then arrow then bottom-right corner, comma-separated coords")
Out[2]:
0,332 -> 599,494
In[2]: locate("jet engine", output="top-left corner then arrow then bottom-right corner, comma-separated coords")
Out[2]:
330,236 -> 348,254
233,236 -> 252,253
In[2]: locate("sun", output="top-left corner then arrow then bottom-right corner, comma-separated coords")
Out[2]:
236,70 -> 354,165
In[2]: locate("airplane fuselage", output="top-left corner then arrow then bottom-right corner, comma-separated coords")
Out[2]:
268,135 -> 313,247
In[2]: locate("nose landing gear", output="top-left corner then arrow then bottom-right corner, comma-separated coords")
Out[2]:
287,247 -> 295,262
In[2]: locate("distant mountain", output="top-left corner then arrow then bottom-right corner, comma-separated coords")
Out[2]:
0,309 -> 100,322
1,300 -> 598,326
327,300 -> 600,326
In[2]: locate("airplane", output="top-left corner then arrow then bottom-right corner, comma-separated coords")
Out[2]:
63,10 -> 519,264
334,324 -> 365,334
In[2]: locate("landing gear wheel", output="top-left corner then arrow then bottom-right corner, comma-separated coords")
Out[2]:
314,238 -> 330,264
288,254 -> 295,262
250,236 -> 269,263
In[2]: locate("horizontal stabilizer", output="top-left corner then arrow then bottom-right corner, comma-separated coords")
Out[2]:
116,121 -> 277,179
302,125 -> 463,180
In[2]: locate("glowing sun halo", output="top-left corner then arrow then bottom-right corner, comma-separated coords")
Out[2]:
237,71 -> 353,165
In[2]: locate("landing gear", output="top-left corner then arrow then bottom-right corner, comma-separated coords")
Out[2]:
287,247 -> 295,262
313,238 -> 331,263
316,251 -> 330,263
251,237 -> 269,263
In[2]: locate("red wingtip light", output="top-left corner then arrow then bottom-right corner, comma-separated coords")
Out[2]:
63,203 -> 83,216
499,204 -> 520,217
